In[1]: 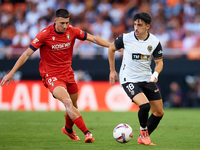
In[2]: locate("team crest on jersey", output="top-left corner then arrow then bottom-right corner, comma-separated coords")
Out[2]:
52,36 -> 55,41
131,90 -> 134,95
147,45 -> 152,52
66,34 -> 70,40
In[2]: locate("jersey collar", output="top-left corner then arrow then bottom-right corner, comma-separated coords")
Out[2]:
134,32 -> 150,41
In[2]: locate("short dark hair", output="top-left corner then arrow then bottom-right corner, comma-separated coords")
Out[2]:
55,9 -> 70,18
133,12 -> 152,25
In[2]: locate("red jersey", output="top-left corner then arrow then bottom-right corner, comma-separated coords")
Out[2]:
29,24 -> 87,77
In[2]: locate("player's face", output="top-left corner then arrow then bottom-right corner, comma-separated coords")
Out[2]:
134,19 -> 150,40
55,17 -> 70,33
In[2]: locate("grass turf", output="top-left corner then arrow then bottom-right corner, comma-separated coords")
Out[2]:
0,109 -> 200,150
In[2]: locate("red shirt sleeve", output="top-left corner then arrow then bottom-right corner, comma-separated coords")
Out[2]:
71,25 -> 87,41
29,29 -> 48,51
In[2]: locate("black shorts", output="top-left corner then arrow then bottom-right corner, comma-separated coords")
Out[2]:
122,82 -> 162,101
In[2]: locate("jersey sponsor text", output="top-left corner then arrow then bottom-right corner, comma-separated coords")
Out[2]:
52,42 -> 71,50
132,53 -> 150,60
33,38 -> 39,44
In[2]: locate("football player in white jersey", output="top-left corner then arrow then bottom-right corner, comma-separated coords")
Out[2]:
108,12 -> 164,145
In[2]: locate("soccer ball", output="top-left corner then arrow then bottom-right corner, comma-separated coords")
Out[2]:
113,123 -> 133,143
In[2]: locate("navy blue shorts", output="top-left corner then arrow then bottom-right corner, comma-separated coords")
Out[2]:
122,82 -> 162,101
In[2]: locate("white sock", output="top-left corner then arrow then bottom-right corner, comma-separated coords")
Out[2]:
140,126 -> 147,131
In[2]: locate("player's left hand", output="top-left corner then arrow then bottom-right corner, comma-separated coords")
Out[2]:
149,71 -> 158,83
109,71 -> 117,85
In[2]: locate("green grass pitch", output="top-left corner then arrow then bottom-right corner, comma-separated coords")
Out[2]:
0,109 -> 200,150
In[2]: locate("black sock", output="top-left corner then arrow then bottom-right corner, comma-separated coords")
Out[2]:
147,114 -> 163,135
84,130 -> 90,135
138,103 -> 150,128
65,126 -> 73,133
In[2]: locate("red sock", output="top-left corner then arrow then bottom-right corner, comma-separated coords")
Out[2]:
73,116 -> 89,134
65,116 -> 74,129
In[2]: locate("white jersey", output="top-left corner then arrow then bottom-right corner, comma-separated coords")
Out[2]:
114,31 -> 163,85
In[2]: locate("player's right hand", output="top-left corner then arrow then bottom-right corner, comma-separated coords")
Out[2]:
109,71 -> 117,85
0,73 -> 13,87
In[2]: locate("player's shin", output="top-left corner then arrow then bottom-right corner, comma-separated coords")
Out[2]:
138,103 -> 150,128
73,116 -> 90,135
64,99 -> 91,135
147,114 -> 163,135
64,116 -> 74,133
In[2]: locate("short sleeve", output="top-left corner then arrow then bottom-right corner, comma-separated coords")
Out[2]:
114,34 -> 124,50
74,27 -> 87,41
29,29 -> 47,51
153,42 -> 163,59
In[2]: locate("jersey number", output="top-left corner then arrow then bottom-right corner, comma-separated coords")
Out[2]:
126,83 -> 134,92
48,77 -> 57,85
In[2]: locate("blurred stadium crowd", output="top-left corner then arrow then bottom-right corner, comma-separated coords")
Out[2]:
1,0 -> 200,107
0,0 -> 200,59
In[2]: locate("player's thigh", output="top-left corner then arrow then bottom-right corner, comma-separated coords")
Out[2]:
122,82 -> 149,106
53,86 -> 71,103
143,82 -> 161,100
133,92 -> 149,106
149,99 -> 164,117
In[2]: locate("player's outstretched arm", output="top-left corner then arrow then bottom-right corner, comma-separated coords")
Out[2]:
0,48 -> 34,86
86,33 -> 111,48
108,42 -> 118,85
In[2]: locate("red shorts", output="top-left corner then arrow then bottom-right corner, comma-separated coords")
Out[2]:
42,73 -> 78,94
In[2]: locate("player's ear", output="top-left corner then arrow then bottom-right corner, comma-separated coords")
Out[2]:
146,24 -> 150,30
54,17 -> 57,23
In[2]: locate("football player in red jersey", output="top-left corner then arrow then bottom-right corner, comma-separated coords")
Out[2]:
0,9 -> 111,143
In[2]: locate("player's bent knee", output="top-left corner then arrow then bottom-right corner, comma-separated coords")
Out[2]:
63,99 -> 73,108
139,103 -> 150,112
154,109 -> 164,117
